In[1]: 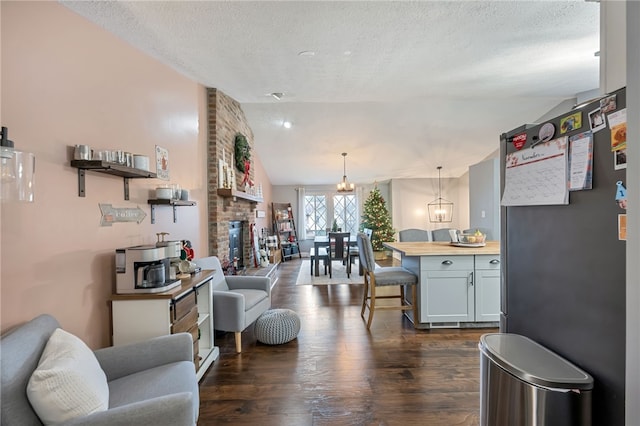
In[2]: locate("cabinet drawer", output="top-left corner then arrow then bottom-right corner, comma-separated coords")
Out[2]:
171,290 -> 196,322
186,324 -> 199,348
421,255 -> 474,271
475,254 -> 501,270
171,305 -> 198,334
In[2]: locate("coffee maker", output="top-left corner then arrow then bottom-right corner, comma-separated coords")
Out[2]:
115,244 -> 182,294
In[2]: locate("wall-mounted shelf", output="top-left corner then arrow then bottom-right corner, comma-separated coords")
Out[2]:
148,199 -> 196,224
71,160 -> 156,200
216,188 -> 263,203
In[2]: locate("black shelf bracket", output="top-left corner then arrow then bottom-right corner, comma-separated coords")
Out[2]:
78,169 -> 86,197
149,204 -> 183,224
148,199 -> 196,224
124,178 -> 130,200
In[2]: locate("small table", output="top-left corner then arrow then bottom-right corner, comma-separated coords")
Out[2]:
313,235 -> 357,277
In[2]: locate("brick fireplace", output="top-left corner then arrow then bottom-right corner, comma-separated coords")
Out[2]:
206,88 -> 256,267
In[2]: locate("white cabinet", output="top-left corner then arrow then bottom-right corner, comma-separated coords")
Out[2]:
474,255 -> 501,322
417,254 -> 500,326
111,271 -> 219,381
420,256 -> 475,323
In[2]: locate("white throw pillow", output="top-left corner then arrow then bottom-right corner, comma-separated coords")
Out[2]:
27,328 -> 109,425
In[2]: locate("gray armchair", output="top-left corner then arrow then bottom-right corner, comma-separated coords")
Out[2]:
1,314 -> 199,426
193,256 -> 271,353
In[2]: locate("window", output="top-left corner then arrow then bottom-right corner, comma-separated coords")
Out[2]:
333,194 -> 358,234
304,195 -> 327,239
304,192 -> 358,238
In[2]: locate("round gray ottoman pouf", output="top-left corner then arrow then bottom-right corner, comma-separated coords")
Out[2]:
255,308 -> 301,345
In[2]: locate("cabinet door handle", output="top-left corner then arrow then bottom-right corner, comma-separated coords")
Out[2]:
469,272 -> 474,286
489,259 -> 500,264
442,260 -> 453,265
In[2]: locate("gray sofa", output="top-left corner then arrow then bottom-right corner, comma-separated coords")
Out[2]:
1,314 -> 199,426
193,256 -> 271,353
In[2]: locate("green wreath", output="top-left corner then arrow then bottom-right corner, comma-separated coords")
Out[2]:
234,133 -> 251,173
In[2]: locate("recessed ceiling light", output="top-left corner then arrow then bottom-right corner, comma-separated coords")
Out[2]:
298,51 -> 315,57
283,121 -> 292,129
344,51 -> 352,56
270,92 -> 284,100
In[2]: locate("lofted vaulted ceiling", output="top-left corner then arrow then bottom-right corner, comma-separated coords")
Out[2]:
61,1 -> 600,185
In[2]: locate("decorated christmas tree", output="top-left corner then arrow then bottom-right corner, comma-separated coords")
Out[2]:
361,186 -> 395,251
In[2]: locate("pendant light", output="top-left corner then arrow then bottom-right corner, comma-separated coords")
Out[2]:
1,126 -> 35,203
336,152 -> 354,193
428,166 -> 453,223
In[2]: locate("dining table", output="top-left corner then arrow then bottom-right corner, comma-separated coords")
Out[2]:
312,234 -> 357,277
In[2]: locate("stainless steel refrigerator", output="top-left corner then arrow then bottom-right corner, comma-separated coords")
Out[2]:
499,86 -> 626,425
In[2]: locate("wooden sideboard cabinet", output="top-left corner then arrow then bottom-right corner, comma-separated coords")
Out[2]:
111,271 -> 219,381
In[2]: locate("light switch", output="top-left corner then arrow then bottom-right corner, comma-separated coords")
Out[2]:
481,210 -> 486,218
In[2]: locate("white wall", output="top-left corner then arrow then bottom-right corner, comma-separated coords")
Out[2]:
469,158 -> 500,240
390,177 -> 468,234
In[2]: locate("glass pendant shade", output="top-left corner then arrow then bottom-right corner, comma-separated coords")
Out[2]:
1,127 -> 35,203
428,166 -> 453,223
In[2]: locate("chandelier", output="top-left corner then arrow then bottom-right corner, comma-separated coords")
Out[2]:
428,166 -> 453,223
336,152 -> 354,193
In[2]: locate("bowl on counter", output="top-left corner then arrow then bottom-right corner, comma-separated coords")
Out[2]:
458,232 -> 486,244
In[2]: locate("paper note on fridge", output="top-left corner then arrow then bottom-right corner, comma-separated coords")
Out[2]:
501,137 -> 569,206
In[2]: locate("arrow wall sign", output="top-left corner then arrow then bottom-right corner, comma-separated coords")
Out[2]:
99,204 -> 147,226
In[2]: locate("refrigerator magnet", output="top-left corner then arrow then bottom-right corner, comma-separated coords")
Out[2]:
615,181 -> 627,210
618,214 -> 627,241
560,111 -> 582,134
588,108 -> 606,133
601,94 -> 617,113
533,122 -> 555,148
512,133 -> 527,150
614,148 -> 627,170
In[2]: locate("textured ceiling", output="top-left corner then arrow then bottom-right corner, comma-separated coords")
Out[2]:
61,1 -> 600,185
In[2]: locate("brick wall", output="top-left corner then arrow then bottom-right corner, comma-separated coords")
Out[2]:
207,88 -> 256,266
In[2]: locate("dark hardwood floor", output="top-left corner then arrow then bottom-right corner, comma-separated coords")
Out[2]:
198,257 -> 497,425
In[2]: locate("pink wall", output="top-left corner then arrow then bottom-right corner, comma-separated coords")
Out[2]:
250,155 -> 273,234
0,2 -> 271,348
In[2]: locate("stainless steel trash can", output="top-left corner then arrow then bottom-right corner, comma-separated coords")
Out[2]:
479,333 -> 593,426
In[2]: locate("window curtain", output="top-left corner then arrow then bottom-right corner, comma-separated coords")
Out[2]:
356,186 -> 364,230
296,187 -> 306,240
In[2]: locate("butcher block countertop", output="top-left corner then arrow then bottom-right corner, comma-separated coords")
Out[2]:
383,241 -> 500,256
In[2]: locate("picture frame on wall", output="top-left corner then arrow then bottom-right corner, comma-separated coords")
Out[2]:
155,145 -> 170,180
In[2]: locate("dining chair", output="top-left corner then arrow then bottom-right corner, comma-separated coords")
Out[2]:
309,246 -> 329,275
399,228 -> 432,242
357,232 -> 418,329
350,228 -> 373,276
431,228 -> 457,242
328,232 -> 352,278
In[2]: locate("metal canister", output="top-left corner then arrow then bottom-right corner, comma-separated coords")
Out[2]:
74,144 -> 91,160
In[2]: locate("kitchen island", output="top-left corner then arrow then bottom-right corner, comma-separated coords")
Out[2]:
383,241 -> 500,329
